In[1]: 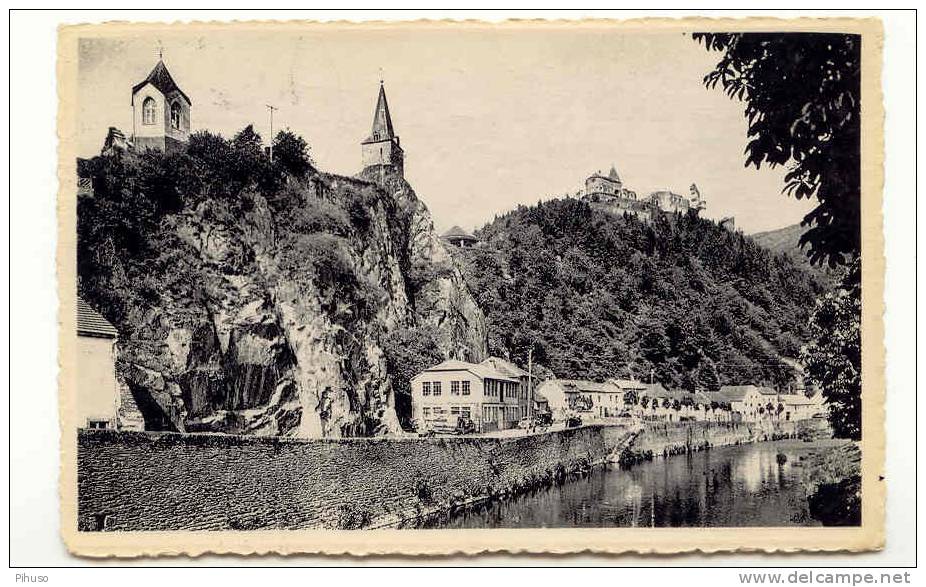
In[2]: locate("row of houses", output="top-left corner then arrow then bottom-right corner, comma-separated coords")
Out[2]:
536,378 -> 825,424
410,357 -> 827,433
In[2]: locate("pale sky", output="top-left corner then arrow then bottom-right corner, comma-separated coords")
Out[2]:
76,24 -> 814,234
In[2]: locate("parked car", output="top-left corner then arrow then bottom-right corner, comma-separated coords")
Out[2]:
565,415 -> 582,429
534,412 -> 553,427
454,416 -> 476,435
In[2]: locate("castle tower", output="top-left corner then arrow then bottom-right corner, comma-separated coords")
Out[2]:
361,81 -> 404,177
131,58 -> 191,154
608,164 -> 622,188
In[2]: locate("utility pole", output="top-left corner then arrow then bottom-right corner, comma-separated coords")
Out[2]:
527,346 -> 534,419
266,104 -> 278,162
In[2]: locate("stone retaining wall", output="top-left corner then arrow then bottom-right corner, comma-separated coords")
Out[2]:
628,419 -> 830,460
77,425 -> 635,532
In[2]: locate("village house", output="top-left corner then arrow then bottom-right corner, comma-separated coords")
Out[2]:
480,356 -> 534,420
704,385 -> 792,422
780,391 -> 826,421
410,359 -> 526,432
76,297 -> 121,430
534,379 -> 624,419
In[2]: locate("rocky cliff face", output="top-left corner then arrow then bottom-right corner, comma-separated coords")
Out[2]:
85,163 -> 486,438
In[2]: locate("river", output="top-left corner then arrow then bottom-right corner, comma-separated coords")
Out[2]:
423,440 -> 833,528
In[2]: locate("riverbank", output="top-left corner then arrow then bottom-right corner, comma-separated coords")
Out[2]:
618,418 -> 831,466
76,419 -> 839,531
799,440 -> 862,525
76,424 -> 637,531
424,437 -> 855,529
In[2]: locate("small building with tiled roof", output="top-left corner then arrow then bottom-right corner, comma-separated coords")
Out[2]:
411,358 -> 528,432
76,297 -> 120,430
131,58 -> 191,154
441,225 -> 479,248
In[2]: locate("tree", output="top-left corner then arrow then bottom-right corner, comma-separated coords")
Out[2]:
693,33 -> 861,270
381,325 -> 445,429
801,260 -> 862,439
695,358 -> 721,392
273,129 -> 315,177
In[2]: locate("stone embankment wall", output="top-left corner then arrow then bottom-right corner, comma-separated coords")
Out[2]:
626,419 -> 830,461
77,425 -> 636,532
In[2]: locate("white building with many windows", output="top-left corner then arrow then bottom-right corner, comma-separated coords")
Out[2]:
410,359 -> 527,432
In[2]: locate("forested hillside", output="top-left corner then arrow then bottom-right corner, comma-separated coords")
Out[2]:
452,199 -> 827,391
752,223 -> 833,279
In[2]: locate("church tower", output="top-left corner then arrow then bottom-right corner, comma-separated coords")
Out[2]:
361,81 -> 404,177
131,58 -> 191,154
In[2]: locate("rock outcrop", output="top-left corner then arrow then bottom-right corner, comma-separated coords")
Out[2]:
83,162 -> 487,437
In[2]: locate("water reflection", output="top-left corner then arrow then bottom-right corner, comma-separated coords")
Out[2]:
426,441 -> 820,529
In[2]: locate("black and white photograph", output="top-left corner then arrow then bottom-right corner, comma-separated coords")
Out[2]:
47,15 -> 890,558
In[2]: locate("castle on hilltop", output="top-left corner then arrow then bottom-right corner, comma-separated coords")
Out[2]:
581,165 -> 706,222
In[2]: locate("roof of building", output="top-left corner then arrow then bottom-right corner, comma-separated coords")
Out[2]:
364,82 -> 396,143
542,379 -> 621,394
414,359 -> 519,382
481,356 -> 529,378
608,378 -> 647,391
641,385 -> 693,402
132,60 -> 191,105
77,297 -> 118,338
588,169 -> 621,183
712,385 -> 767,403
693,391 -> 714,406
781,393 -> 819,406
442,225 -> 478,241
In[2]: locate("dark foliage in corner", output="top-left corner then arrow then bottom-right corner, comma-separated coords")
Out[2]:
693,32 -> 861,271
455,199 -> 825,391
802,256 -> 862,440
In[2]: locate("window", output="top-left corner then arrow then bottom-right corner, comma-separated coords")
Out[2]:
432,382 -> 442,396
422,407 -> 431,417
142,97 -> 157,125
461,407 -> 471,419
451,381 -> 460,396
462,381 -> 470,395
422,382 -> 431,396
87,419 -> 109,430
450,406 -> 460,416
170,101 -> 182,130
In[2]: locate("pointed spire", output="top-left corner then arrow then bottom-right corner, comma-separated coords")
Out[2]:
608,164 -> 621,182
369,82 -> 395,141
133,57 -> 191,105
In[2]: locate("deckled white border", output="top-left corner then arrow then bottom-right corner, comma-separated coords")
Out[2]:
53,16 -> 886,558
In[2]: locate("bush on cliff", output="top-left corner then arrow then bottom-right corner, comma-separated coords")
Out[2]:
382,325 -> 445,428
